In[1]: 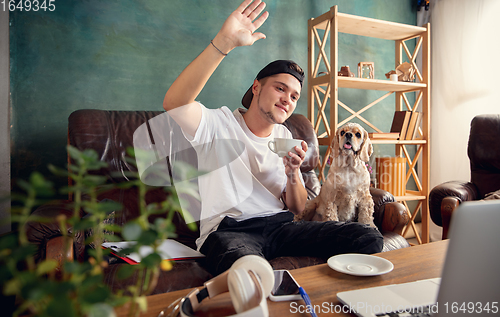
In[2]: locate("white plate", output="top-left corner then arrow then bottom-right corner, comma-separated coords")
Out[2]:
327,254 -> 394,276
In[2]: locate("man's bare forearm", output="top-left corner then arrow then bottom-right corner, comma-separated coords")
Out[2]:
285,172 -> 307,216
163,0 -> 268,112
163,36 -> 229,112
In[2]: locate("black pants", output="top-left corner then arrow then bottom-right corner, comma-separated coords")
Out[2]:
200,211 -> 384,275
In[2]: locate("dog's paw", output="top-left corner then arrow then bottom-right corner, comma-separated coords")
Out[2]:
294,206 -> 313,222
293,213 -> 303,222
295,200 -> 319,221
313,208 -> 338,222
324,212 -> 339,222
304,199 -> 317,210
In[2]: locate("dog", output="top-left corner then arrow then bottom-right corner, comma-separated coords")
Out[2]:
295,122 -> 376,227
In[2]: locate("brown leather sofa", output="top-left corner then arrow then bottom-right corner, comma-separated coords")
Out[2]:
429,114 -> 500,239
26,109 -> 410,295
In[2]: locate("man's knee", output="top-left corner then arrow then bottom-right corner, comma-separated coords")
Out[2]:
207,244 -> 264,275
353,225 -> 384,254
323,221 -> 383,255
200,232 -> 264,275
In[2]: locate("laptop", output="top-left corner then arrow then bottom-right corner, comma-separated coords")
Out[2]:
337,200 -> 500,317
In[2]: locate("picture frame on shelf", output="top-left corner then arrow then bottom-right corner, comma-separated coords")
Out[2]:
358,62 -> 374,79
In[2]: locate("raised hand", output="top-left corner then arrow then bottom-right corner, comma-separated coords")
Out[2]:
163,1 -> 269,121
213,0 -> 269,53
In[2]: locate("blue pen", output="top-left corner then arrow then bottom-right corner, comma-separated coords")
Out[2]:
299,286 -> 318,317
286,271 -> 318,317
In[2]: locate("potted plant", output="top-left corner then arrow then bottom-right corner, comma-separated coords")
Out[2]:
0,146 -> 198,317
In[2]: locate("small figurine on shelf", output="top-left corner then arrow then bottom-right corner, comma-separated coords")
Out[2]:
385,62 -> 416,82
338,65 -> 355,77
358,62 -> 374,79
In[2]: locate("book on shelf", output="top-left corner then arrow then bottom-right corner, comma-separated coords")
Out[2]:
102,239 -> 205,265
368,132 -> 400,140
405,111 -> 422,140
390,111 -> 412,140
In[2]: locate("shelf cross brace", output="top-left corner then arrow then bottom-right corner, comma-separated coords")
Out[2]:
338,91 -> 393,132
401,36 -> 424,83
312,23 -> 331,78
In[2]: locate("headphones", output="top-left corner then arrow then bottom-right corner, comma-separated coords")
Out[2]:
175,255 -> 274,317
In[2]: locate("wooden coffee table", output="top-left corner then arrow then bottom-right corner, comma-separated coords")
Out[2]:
116,240 -> 448,317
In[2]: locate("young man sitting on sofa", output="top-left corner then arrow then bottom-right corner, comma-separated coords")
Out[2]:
162,0 -> 383,276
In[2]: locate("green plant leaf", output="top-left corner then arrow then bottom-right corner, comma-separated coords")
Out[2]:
22,172 -> 55,197
102,234 -> 121,243
64,261 -> 92,275
122,222 -> 142,241
138,230 -> 157,246
126,147 -> 136,157
0,233 -> 18,250
81,148 -> 99,161
87,303 -> 116,317
47,294 -> 76,317
145,202 -> 165,215
116,265 -> 135,280
16,179 -> 32,193
11,245 -> 36,262
172,161 -> 206,180
98,200 -> 123,214
102,224 -> 122,233
0,265 -> 13,284
86,161 -> 108,171
58,186 -> 72,195
73,218 -> 96,231
19,277 -> 41,299
3,278 -> 21,295
81,284 -> 111,304
82,175 -> 108,186
36,259 -> 59,276
175,184 -> 201,201
186,221 -> 198,231
48,164 -> 69,177
52,280 -> 77,296
153,217 -> 167,231
67,145 -> 82,159
140,253 -> 161,268
108,295 -> 130,308
26,283 -> 49,301
135,296 -> 148,312
117,245 -> 139,257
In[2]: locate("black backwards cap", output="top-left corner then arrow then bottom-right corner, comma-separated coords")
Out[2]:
241,60 -> 304,109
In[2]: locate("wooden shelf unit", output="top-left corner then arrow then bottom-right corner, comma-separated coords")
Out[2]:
307,6 -> 431,244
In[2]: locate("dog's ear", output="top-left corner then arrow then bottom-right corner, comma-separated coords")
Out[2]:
358,130 -> 373,162
330,128 -> 341,159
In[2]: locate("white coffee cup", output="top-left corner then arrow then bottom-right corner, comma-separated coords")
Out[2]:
390,73 -> 398,82
268,138 -> 304,158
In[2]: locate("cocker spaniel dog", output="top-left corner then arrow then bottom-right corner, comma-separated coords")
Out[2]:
295,123 -> 376,227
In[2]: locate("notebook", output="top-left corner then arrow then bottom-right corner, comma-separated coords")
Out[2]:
337,200 -> 500,317
102,239 -> 204,265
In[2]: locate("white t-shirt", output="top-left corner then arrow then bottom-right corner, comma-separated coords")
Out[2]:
186,103 -> 304,250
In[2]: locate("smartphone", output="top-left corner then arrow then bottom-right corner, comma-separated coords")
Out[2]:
269,269 -> 303,302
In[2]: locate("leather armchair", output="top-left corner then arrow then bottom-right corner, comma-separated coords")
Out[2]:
429,114 -> 500,239
26,109 -> 409,295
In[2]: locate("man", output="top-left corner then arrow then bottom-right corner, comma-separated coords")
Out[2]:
163,0 -> 382,275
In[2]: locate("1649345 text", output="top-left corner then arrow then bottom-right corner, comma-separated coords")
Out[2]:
1,0 -> 55,12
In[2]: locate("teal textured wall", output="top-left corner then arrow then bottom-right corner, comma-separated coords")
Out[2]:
10,0 -> 416,185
